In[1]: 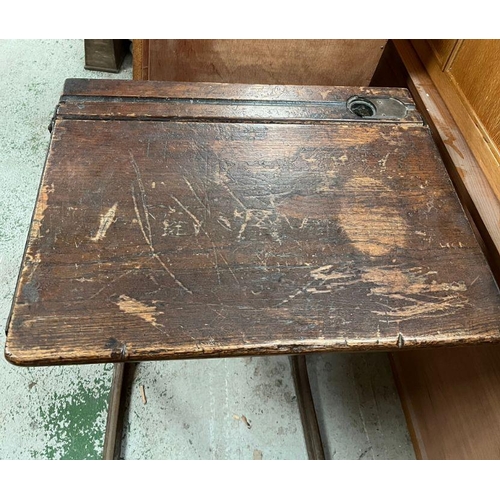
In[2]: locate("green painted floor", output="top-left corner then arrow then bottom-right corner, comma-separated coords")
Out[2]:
0,39 -> 415,460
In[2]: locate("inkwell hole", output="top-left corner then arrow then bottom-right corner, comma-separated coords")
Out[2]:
347,97 -> 376,118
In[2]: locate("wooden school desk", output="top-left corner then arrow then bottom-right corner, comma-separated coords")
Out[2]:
6,79 -> 500,458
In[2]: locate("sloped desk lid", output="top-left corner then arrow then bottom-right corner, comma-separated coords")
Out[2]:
6,79 -> 500,365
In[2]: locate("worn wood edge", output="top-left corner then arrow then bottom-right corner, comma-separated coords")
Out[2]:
3,119 -> 59,364
61,78 -> 414,104
411,40 -> 500,193
394,40 -> 500,269
6,329 -> 500,367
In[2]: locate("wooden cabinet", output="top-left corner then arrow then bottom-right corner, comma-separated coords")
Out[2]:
133,39 -> 387,86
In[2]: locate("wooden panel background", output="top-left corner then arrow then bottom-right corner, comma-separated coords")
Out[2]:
427,39 -> 459,70
133,39 -> 387,87
412,39 -> 500,204
448,39 -> 500,155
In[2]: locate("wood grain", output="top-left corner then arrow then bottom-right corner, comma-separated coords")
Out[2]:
132,39 -> 149,80
392,345 -> 500,459
427,39 -> 459,70
377,40 -> 500,460
393,40 -> 500,278
411,40 -> 500,203
448,39 -> 500,155
6,79 -> 500,366
137,40 -> 387,86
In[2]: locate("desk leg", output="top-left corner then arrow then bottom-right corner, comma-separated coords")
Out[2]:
290,355 -> 326,460
103,362 -> 137,460
104,358 -> 324,459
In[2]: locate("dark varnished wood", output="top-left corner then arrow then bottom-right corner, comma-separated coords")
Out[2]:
84,40 -> 128,73
5,79 -> 500,366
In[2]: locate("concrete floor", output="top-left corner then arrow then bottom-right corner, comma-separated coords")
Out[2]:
0,39 -> 415,460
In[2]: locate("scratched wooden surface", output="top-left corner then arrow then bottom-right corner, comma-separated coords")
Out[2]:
5,79 -> 500,366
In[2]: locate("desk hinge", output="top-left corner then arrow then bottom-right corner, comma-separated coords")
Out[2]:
48,104 -> 59,133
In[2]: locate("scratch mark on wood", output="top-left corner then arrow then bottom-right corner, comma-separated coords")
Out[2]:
153,253 -> 192,294
306,264 -> 468,322
378,153 -> 390,169
171,195 -> 237,283
217,215 -> 232,230
90,202 -> 118,241
115,294 -> 164,328
171,195 -> 202,236
221,180 -> 247,211
183,176 -> 207,212
130,152 -> 153,243
24,252 -> 41,282
372,296 -> 467,321
89,268 -> 137,299
130,156 -> 192,294
237,211 -> 252,240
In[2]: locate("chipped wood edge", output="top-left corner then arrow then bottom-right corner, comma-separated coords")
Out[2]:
6,328 -> 500,367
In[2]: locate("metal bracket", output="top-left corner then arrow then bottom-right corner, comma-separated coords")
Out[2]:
347,95 -> 411,120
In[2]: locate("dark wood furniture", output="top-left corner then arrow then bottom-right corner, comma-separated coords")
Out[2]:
7,79 -> 500,366
84,40 -> 128,73
133,40 -> 500,459
7,78 -> 500,459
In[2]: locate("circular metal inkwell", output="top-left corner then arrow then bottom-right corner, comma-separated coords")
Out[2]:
347,96 -> 377,118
